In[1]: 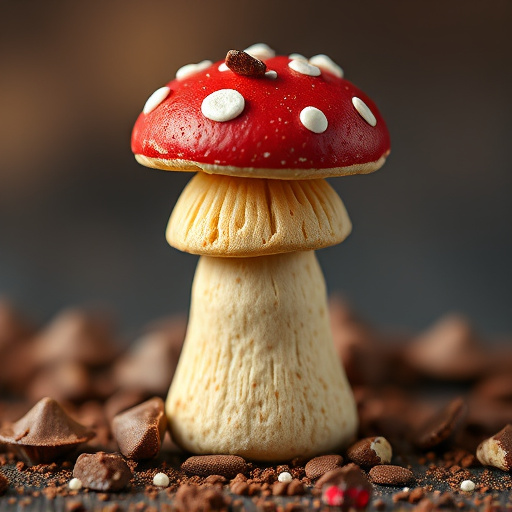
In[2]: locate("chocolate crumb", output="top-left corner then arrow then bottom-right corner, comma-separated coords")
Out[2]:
73,452 -> 132,491
0,472 -> 9,494
225,50 -> 267,77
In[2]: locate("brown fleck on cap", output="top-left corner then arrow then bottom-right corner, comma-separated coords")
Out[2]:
112,397 -> 167,460
181,455 -> 248,478
369,465 -> 414,486
225,50 -> 267,77
305,454 -> 343,479
73,452 -> 132,491
0,397 -> 94,464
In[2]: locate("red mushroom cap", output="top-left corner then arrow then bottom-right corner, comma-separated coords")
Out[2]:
131,49 -> 390,179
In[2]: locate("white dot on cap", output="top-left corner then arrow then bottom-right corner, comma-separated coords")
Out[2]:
244,43 -> 275,61
288,59 -> 321,77
352,97 -> 377,127
309,54 -> 344,78
143,86 -> 171,115
201,89 -> 245,122
153,472 -> 170,487
288,53 -> 307,61
218,62 -> 229,72
176,60 -> 212,80
265,70 -> 278,79
300,106 -> 328,133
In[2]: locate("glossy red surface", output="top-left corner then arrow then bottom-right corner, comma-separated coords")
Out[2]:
131,56 -> 390,172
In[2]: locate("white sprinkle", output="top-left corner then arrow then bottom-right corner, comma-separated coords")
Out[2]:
460,480 -> 476,492
265,70 -> 278,79
352,97 -> 377,126
153,472 -> 170,487
289,53 -> 307,61
278,472 -> 293,483
201,89 -> 245,122
244,43 -> 275,61
309,54 -> 344,78
218,62 -> 229,72
176,60 -> 212,80
68,478 -> 82,490
142,86 -> 171,115
402,487 -> 410,492
263,152 -> 271,158
288,59 -> 321,77
300,106 -> 328,133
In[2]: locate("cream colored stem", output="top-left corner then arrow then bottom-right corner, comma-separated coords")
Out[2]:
166,251 -> 357,461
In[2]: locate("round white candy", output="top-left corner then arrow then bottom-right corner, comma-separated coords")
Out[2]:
68,478 -> 83,490
309,54 -> 344,78
300,106 -> 328,133
244,43 -> 275,61
176,60 -> 212,80
201,89 -> 245,122
288,59 -> 321,77
265,70 -> 278,79
143,86 -> 171,115
278,472 -> 293,483
460,480 -> 476,492
352,97 -> 377,127
153,472 -> 170,487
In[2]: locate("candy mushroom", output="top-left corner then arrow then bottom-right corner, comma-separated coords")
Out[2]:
131,45 -> 390,461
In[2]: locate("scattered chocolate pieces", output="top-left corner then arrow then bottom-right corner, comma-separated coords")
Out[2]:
181,455 -> 247,479
225,50 -> 267,77
476,424 -> 512,472
347,436 -> 392,467
73,452 -> 132,491
0,397 -> 94,464
112,397 -> 167,460
369,465 -> 414,486
173,484 -> 229,512
413,397 -> 468,450
0,472 -> 9,494
305,454 -> 343,479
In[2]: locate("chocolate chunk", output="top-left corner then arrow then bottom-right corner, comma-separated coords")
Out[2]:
225,50 -> 266,77
0,397 -> 94,464
305,454 -> 343,479
73,452 -> 132,491
182,455 -> 247,478
112,397 -> 167,460
347,436 -> 392,467
476,424 -> 512,471
174,484 -> 228,512
0,472 -> 9,495
369,465 -> 415,486
413,397 -> 468,450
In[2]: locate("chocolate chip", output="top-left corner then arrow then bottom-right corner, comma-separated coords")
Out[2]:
476,424 -> 512,471
0,397 -> 94,464
0,472 -> 9,495
112,397 -> 167,460
369,465 -> 415,486
181,455 -> 247,478
347,436 -> 392,467
413,397 -> 468,450
305,455 -> 343,479
73,452 -> 132,491
225,50 -> 266,77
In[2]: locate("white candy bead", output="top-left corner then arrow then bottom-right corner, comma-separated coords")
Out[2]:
309,54 -> 344,78
300,106 -> 328,133
288,59 -> 321,77
352,97 -> 377,126
201,89 -> 245,122
244,43 -> 275,60
68,478 -> 83,490
460,480 -> 476,492
143,86 -> 171,115
278,472 -> 293,483
153,472 -> 170,487
176,60 -> 212,80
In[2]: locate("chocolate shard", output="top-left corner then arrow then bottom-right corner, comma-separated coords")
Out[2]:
73,452 -> 132,491
0,397 -> 94,464
181,454 -> 248,478
111,397 -> 167,460
225,50 -> 267,77
369,465 -> 415,486
305,454 -> 343,480
476,424 -> 512,472
413,397 -> 468,450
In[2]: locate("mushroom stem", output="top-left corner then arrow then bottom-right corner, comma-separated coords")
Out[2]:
166,250 -> 357,461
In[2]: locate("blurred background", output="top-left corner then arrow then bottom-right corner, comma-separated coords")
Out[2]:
1,0 -> 511,338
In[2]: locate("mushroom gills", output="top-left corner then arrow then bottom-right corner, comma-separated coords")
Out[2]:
166,250 -> 358,461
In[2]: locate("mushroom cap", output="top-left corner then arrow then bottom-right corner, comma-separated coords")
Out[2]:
167,173 -> 352,256
132,50 -> 390,179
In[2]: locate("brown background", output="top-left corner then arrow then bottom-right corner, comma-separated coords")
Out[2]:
0,1 -> 511,336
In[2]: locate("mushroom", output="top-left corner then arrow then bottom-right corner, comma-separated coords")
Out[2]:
131,46 -> 390,461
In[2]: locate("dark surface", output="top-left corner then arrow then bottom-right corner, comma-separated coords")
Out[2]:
1,1 -> 512,336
